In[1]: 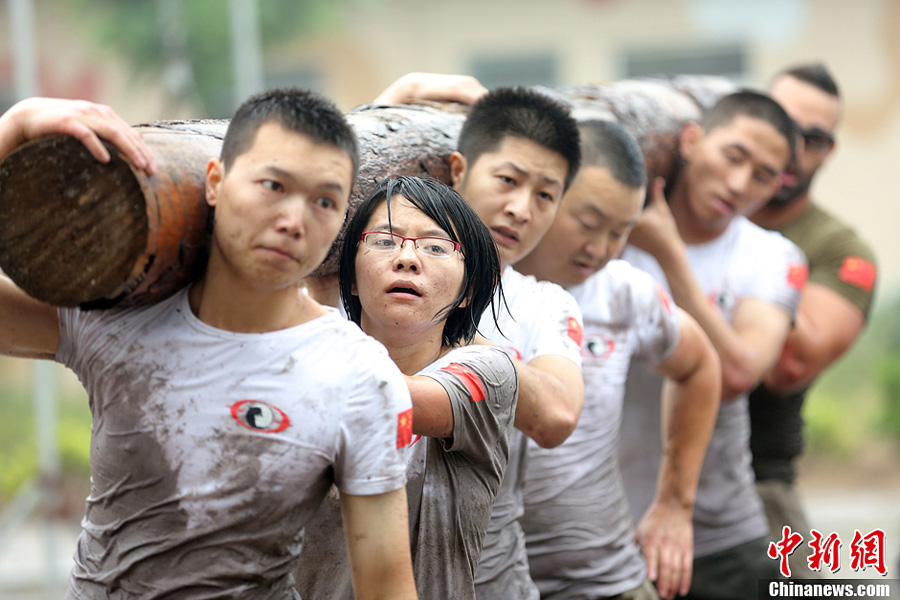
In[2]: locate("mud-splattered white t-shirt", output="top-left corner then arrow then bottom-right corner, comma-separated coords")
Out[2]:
295,344 -> 519,600
522,260 -> 680,599
474,266 -> 584,600
56,286 -> 411,599
620,216 -> 805,557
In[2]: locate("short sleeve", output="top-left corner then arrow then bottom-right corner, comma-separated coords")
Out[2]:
335,347 -> 412,496
629,273 -> 682,366
423,347 -> 518,458
528,285 -> 584,367
744,233 -> 807,320
806,232 -> 877,319
56,305 -> 82,368
55,303 -> 144,379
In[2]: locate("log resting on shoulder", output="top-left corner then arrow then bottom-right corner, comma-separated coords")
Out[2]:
0,75 -> 736,308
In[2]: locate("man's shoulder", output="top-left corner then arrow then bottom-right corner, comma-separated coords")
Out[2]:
786,203 -> 876,263
504,266 -> 578,306
574,261 -> 658,311
321,312 -> 390,351
731,216 -> 805,262
602,259 -> 658,289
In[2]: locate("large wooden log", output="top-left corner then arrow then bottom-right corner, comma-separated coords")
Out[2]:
0,121 -> 225,307
0,76 -> 737,308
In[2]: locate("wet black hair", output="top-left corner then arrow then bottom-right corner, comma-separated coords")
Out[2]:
457,86 -> 581,190
340,175 -> 503,348
578,119 -> 646,189
699,90 -> 797,167
777,63 -> 840,99
220,87 -> 359,180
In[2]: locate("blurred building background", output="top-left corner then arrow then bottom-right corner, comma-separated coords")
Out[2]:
0,0 -> 898,596
1,0 -> 896,295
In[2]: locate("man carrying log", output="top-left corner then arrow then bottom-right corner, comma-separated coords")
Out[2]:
514,119 -> 721,600
0,91 -> 419,600
619,91 -> 808,599
373,76 -> 587,600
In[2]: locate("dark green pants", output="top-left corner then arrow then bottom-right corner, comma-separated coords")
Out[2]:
606,579 -> 660,600
684,537 -> 780,600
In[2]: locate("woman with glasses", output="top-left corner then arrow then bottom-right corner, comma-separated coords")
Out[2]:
296,175 -> 519,600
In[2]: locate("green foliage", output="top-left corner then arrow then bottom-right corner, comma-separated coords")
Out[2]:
803,285 -> 900,456
873,292 -> 900,438
0,368 -> 92,505
67,0 -> 345,116
0,381 -> 37,499
876,352 -> 900,438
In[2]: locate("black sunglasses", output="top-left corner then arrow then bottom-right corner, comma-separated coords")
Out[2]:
797,125 -> 834,151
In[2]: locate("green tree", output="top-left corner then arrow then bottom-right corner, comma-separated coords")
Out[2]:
875,293 -> 900,440
70,0 -> 345,116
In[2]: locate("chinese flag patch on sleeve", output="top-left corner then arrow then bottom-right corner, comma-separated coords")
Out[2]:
397,408 -> 413,448
657,284 -> 673,314
442,363 -> 486,402
566,316 -> 583,348
839,256 -> 877,293
786,263 -> 809,290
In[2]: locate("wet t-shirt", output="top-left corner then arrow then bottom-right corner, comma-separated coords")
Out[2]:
620,216 -> 805,557
56,287 -> 411,599
474,266 -> 584,600
294,345 -> 519,600
523,260 -> 680,599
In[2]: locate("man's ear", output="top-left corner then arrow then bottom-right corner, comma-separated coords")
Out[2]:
679,122 -> 702,162
824,140 -> 837,163
206,158 -> 224,208
449,151 -> 467,189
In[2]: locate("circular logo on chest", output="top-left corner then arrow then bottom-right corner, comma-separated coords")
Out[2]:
230,400 -> 291,433
584,335 -> 615,358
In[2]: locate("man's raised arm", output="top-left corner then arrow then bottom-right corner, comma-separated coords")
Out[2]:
0,98 -> 156,360
629,180 -> 796,400
0,97 -> 156,173
373,72 -> 488,106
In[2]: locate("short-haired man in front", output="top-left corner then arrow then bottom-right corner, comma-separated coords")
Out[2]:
748,63 -> 877,579
446,86 -> 587,599
618,91 -> 808,599
514,119 -> 721,600
0,91 -> 418,599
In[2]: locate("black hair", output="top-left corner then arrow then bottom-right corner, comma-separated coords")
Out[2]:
457,86 -> 581,190
340,175 -> 502,348
578,119 -> 646,189
699,90 -> 797,166
220,87 -> 359,179
776,63 -> 840,98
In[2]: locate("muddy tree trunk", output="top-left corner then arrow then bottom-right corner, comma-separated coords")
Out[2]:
0,75 -> 736,308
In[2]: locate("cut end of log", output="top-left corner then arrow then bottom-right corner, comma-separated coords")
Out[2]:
0,135 -> 148,307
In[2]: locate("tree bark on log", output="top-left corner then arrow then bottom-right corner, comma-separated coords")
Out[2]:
0,75 -> 736,308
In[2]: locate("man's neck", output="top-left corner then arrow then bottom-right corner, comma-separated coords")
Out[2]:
668,179 -> 727,245
749,193 -> 813,231
189,257 -> 326,333
512,261 -> 566,289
